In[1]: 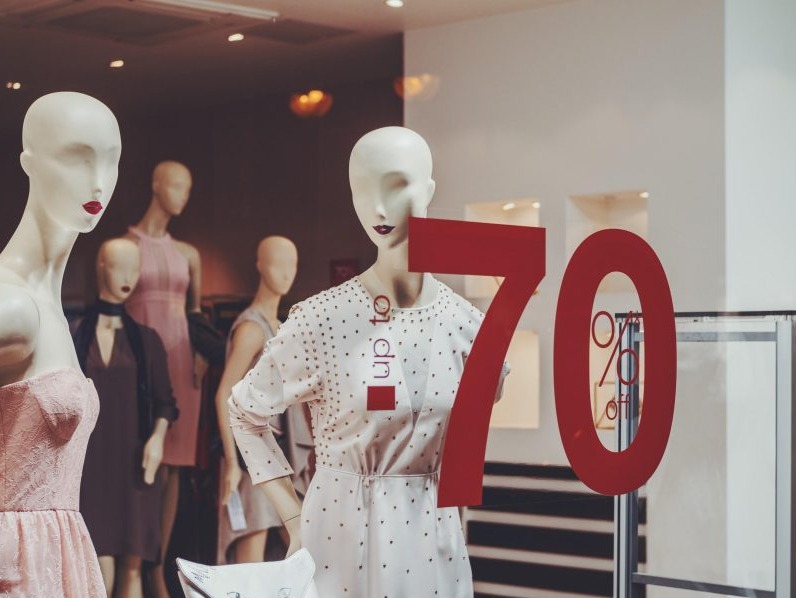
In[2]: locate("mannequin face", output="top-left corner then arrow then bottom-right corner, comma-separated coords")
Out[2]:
97,239 -> 141,304
256,236 -> 298,296
152,161 -> 192,217
20,92 -> 121,233
349,127 -> 435,250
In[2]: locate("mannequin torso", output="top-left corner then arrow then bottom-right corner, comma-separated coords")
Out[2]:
0,91 -> 121,598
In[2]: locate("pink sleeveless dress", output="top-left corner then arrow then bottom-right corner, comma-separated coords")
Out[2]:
0,367 -> 105,597
126,226 -> 200,466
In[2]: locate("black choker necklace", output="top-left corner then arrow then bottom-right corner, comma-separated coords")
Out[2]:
95,299 -> 126,316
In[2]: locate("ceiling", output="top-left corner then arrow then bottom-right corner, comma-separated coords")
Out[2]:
0,0 -> 568,132
213,0 -> 570,33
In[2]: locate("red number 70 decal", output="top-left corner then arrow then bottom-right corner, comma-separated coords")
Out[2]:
408,217 -> 676,507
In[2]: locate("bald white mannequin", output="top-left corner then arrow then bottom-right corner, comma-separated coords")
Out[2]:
0,91 -> 121,387
247,127 -> 441,556
215,236 -> 298,563
349,126 -> 438,308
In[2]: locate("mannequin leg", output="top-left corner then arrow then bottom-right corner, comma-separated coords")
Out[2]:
230,530 -> 268,564
98,555 -> 115,597
150,465 -> 180,598
115,556 -> 144,598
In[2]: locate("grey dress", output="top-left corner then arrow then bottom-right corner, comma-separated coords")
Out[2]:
217,306 -> 313,563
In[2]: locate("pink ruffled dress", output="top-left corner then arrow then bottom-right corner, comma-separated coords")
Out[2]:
0,367 -> 105,597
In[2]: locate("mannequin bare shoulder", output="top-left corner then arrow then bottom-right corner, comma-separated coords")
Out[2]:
229,321 -> 266,365
0,282 -> 40,370
173,240 -> 199,266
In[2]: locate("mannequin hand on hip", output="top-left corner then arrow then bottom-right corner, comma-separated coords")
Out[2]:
142,423 -> 167,484
221,460 -> 243,505
257,476 -> 304,556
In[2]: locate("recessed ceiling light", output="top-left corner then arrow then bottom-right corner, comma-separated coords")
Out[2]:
385,0 -> 404,7
228,33 -> 244,42
640,191 -> 649,199
532,201 -> 541,209
6,81 -> 22,90
502,202 -> 516,211
109,59 -> 125,68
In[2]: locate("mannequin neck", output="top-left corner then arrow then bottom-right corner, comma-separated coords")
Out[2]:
251,282 -> 281,322
366,241 -> 429,308
136,199 -> 173,237
0,201 -> 78,300
95,293 -> 124,329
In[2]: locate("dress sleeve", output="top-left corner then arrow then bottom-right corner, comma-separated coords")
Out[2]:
144,327 -> 180,423
228,304 -> 322,485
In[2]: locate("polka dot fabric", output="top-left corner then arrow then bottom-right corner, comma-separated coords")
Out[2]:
229,276 -> 500,598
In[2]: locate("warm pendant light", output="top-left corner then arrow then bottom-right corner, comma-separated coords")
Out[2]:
289,89 -> 333,118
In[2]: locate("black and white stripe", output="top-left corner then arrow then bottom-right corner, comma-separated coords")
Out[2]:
465,463 -> 647,598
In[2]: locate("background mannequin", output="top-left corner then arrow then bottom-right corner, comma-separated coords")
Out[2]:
125,160 -> 202,597
228,126 -> 508,597
0,91 -> 120,597
215,235 -> 312,564
75,238 -> 178,598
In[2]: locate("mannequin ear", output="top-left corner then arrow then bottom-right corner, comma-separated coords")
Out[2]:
426,179 -> 436,206
19,150 -> 32,176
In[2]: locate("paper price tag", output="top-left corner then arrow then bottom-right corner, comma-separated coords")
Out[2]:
227,489 -> 248,531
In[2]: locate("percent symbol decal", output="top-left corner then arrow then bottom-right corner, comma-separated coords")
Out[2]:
409,219 -> 677,506
592,310 -> 641,422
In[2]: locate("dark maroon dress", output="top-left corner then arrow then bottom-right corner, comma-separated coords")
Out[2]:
79,324 -> 177,561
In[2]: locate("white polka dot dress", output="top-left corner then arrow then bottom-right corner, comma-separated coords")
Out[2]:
229,276 -> 500,598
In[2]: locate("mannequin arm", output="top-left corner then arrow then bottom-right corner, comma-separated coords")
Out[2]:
183,243 -> 202,314
215,321 -> 265,504
254,476 -> 303,556
180,243 -> 207,385
0,284 -> 39,377
142,417 -> 169,484
228,306 -> 323,551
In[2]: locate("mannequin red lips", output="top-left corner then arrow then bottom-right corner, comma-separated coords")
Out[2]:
82,201 -> 103,215
373,225 -> 395,235
121,285 -> 131,293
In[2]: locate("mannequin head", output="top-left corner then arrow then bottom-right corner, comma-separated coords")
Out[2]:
256,236 -> 298,297
96,238 -> 141,304
151,160 -> 192,217
20,92 -> 121,233
349,126 -> 435,250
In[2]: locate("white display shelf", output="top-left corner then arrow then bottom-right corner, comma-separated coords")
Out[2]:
464,198 -> 540,299
565,190 -> 649,293
489,328 -> 540,430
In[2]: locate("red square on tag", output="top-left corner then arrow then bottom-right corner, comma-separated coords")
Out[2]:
367,386 -> 395,411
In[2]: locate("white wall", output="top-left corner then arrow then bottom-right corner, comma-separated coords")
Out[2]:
722,0 -> 796,591
725,0 -> 796,311
405,0 -> 726,466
